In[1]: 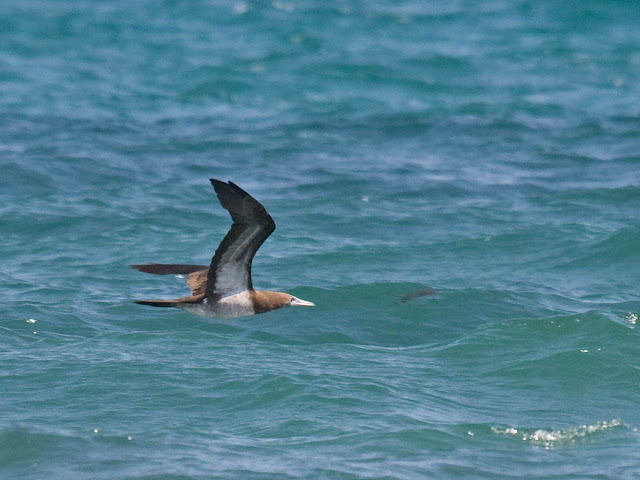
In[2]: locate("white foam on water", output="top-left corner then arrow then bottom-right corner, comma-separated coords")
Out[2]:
492,419 -> 623,449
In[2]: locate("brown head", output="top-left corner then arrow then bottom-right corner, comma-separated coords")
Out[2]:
250,290 -> 315,314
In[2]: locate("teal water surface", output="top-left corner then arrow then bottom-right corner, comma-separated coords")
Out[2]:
2,1 -> 640,478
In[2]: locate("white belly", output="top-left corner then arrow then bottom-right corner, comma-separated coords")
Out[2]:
179,292 -> 255,319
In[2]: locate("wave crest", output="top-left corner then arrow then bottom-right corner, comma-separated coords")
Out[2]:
491,419 -> 624,449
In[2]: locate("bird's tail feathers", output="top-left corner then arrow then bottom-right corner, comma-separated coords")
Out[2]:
134,294 -> 205,308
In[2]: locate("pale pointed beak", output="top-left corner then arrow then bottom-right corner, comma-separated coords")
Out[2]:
290,296 -> 315,307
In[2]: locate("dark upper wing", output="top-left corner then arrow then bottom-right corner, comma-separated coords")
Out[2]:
132,264 -> 208,275
206,179 -> 276,299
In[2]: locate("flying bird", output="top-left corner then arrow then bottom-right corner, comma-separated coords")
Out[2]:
132,179 -> 314,318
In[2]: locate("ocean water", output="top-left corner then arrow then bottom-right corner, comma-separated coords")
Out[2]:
1,0 -> 640,478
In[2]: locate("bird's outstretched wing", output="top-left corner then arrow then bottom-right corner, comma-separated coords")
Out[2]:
207,179 -> 275,299
131,263 -> 209,295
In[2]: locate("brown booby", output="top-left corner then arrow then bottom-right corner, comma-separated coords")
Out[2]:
132,179 -> 314,318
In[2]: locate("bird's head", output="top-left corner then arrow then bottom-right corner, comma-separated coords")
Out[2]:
251,291 -> 315,314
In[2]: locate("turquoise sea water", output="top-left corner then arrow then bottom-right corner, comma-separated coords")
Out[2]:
2,1 -> 640,478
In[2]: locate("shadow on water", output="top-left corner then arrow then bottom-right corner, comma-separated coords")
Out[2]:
207,282 -> 552,348
234,281 -> 638,349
